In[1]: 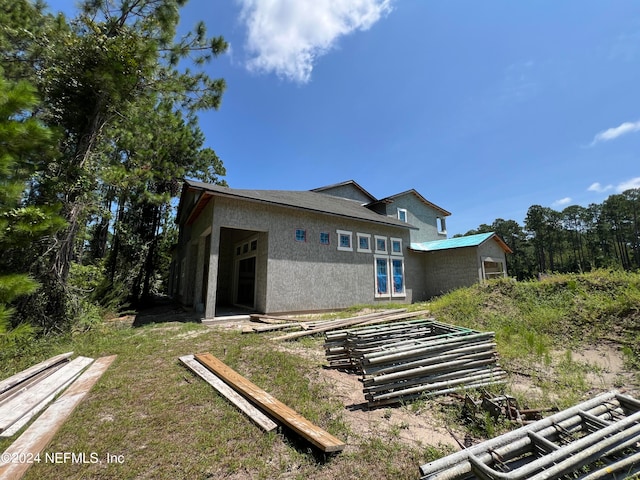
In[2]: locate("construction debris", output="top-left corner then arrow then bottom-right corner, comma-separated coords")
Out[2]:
243,310 -> 408,334
272,309 -> 428,341
460,391 -> 558,425
192,352 -> 346,453
419,390 -> 640,480
325,319 -> 507,406
0,355 -> 116,480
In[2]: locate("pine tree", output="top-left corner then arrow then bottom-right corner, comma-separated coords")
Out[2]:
0,72 -> 64,343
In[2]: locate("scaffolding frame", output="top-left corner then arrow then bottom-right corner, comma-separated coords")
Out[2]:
420,390 -> 640,480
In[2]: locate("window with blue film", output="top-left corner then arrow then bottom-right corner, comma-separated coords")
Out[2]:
392,240 -> 401,253
392,259 -> 404,294
376,237 -> 386,252
320,232 -> 330,245
376,258 -> 388,295
340,234 -> 351,248
295,229 -> 306,242
359,236 -> 369,250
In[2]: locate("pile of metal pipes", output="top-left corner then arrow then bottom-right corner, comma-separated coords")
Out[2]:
324,319 -> 507,406
324,318 -> 447,370
419,390 -> 640,480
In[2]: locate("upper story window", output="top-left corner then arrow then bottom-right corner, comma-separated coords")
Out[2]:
375,235 -> 387,254
295,228 -> 306,242
390,238 -> 402,255
320,232 -> 330,245
437,217 -> 447,234
357,233 -> 371,252
397,208 -> 408,222
337,230 -> 352,251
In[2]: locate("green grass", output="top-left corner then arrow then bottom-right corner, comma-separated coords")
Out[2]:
428,269 -> 640,409
0,319 -> 445,480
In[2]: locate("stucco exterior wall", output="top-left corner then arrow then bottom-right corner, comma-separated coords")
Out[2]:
201,196 -> 414,314
383,193 -> 447,244
422,247 -> 480,298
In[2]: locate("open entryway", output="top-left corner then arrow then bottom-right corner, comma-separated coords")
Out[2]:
214,228 -> 267,314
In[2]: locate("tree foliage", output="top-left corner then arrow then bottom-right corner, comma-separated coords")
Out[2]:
465,190 -> 640,279
0,0 -> 228,332
0,72 -> 64,342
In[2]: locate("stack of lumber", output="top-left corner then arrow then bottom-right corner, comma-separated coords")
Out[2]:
244,309 -> 408,335
0,353 -> 116,479
324,320 -> 507,406
270,309 -> 429,341
180,353 -> 345,453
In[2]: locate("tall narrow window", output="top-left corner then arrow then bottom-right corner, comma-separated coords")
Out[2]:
390,238 -> 402,255
375,257 -> 389,297
391,258 -> 405,296
397,208 -> 408,222
375,235 -> 387,254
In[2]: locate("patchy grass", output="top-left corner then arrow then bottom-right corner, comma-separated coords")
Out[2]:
428,269 -> 640,410
0,319 -> 447,480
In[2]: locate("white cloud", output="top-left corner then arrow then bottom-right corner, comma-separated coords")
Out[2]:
587,182 -> 613,193
617,176 -> 640,192
552,197 -> 572,207
590,120 -> 640,146
237,0 -> 393,83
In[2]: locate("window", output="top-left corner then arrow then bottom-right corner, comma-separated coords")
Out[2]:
437,217 -> 447,234
483,259 -> 505,280
391,258 -> 405,296
357,233 -> 371,252
375,256 -> 389,297
250,239 -> 258,251
397,208 -> 408,222
390,238 -> 402,255
295,228 -> 306,242
374,256 -> 405,298
337,230 -> 352,251
320,232 -> 330,245
375,235 -> 387,254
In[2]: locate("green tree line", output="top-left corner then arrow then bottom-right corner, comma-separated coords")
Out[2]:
464,189 -> 640,279
1,0 -> 227,347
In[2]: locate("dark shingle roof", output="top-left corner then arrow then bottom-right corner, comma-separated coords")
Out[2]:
184,180 -> 414,229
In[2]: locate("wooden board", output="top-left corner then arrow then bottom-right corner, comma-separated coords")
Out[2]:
0,356 -> 94,433
272,310 -> 426,341
179,355 -> 277,432
0,355 -> 116,480
194,353 -> 345,453
0,352 -> 74,396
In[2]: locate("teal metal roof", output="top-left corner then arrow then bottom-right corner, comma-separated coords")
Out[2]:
410,232 -> 501,252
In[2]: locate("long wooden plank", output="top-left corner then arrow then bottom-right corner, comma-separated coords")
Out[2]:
272,310 -> 425,341
0,374 -> 79,438
194,353 -> 345,453
0,352 -> 74,396
0,355 -> 117,480
0,356 -> 94,433
179,355 -> 278,432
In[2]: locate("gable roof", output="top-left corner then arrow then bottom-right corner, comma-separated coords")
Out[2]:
371,189 -> 451,217
409,232 -> 512,253
310,180 -> 377,203
181,180 -> 415,229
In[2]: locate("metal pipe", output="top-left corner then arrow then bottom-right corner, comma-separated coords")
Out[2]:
419,391 -> 624,478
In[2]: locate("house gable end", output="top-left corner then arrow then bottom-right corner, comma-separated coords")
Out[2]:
311,180 -> 377,204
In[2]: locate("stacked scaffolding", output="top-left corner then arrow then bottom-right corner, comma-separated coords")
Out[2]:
324,319 -> 507,406
419,390 -> 640,480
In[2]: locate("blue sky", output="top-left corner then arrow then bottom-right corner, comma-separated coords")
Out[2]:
49,1 -> 640,236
